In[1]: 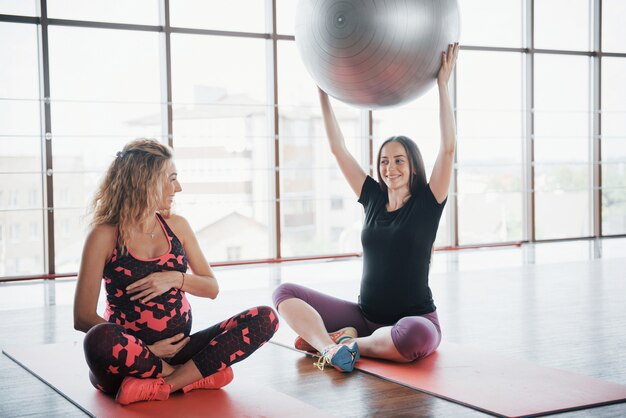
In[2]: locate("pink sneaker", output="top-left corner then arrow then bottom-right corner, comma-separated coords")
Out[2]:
294,327 -> 358,353
182,367 -> 234,393
116,376 -> 172,405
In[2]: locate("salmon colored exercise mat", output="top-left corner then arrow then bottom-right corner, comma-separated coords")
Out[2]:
271,335 -> 626,418
3,341 -> 325,418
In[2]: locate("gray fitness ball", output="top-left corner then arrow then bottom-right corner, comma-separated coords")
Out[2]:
295,0 -> 460,108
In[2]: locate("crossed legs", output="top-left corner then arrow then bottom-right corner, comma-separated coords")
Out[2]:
273,283 -> 441,364
84,305 -> 279,395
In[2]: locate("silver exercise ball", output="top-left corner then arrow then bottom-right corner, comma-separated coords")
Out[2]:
295,0 -> 460,108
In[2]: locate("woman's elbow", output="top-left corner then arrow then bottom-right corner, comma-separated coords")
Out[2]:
73,310 -> 95,333
73,316 -> 88,333
200,276 -> 219,299
209,283 -> 220,299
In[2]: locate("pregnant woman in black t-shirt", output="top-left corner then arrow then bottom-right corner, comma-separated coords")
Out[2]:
273,43 -> 459,372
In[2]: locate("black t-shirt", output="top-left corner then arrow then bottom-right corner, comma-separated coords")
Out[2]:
358,176 -> 446,324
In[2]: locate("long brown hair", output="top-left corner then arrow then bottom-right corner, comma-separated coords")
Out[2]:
376,135 -> 427,195
90,139 -> 173,251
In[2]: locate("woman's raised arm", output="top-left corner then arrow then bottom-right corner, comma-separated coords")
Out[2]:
429,43 -> 459,204
319,88 -> 367,197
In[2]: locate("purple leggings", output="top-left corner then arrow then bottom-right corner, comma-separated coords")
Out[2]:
273,283 -> 441,361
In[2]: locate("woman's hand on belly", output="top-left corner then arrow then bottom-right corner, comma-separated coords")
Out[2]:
147,333 -> 190,359
127,271 -> 182,303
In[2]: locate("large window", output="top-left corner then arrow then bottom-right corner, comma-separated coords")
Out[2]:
0,22 -> 44,276
0,1 -> 39,16
276,0 -> 296,36
278,41 -> 365,256
48,26 -> 163,272
456,51 -> 523,244
169,1 -> 266,33
171,34 -> 273,261
459,0 -> 522,48
602,58 -> 626,235
534,0 -> 590,51
534,54 -> 591,239
602,0 -> 626,53
47,0 -> 160,25
1,0 -> 625,279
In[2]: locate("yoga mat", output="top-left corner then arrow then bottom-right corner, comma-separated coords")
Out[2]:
270,333 -> 626,418
3,342 -> 325,418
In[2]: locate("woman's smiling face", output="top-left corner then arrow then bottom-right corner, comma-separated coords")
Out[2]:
379,141 -> 411,191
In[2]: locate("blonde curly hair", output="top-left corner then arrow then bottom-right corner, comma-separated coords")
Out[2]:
91,138 -> 173,252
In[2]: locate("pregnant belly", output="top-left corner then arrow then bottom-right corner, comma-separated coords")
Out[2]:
105,291 -> 192,344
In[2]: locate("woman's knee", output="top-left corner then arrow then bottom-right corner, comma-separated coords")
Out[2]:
251,305 -> 280,337
272,283 -> 305,310
84,323 -> 123,350
257,305 -> 279,327
83,323 -> 126,365
391,317 -> 441,362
